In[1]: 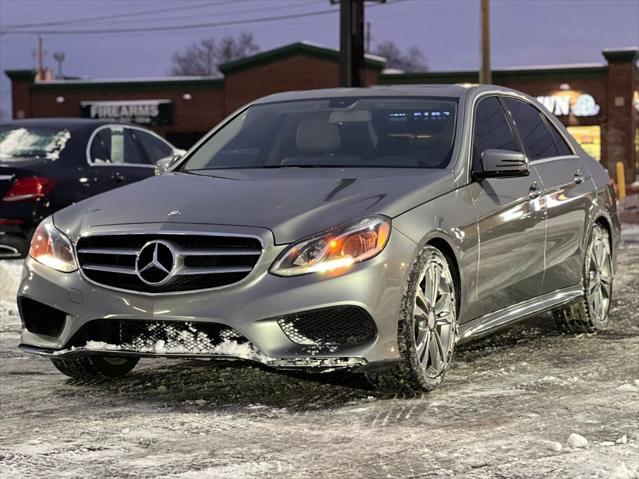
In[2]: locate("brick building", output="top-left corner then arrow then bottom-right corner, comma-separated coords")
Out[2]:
5,42 -> 639,183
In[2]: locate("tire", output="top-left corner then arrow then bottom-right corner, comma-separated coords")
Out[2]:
554,224 -> 613,333
50,356 -> 139,379
367,245 -> 458,392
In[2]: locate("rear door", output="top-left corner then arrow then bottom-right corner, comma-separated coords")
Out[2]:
134,128 -> 176,165
502,98 -> 593,292
86,125 -> 155,195
466,96 -> 546,319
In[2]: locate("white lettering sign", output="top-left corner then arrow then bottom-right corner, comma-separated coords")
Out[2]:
536,94 -> 600,117
81,100 -> 171,125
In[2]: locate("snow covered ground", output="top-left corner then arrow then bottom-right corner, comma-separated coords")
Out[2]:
1,228 -> 638,478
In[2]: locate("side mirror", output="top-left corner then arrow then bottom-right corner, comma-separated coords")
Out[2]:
155,154 -> 181,176
474,149 -> 529,179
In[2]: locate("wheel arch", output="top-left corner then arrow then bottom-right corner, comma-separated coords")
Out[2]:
425,235 -> 462,313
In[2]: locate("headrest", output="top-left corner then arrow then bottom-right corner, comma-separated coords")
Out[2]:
296,114 -> 340,154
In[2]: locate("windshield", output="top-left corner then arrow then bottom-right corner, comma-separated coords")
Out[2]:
0,126 -> 71,161
182,97 -> 458,171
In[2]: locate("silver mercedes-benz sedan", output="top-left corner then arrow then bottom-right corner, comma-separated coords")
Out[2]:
17,85 -> 620,392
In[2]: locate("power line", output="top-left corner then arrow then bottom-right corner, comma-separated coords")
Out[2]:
0,0 -> 407,36
42,1 -> 322,29
0,0 -> 241,31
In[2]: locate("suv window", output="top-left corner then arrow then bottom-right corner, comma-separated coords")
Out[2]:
472,96 -> 520,172
89,126 -> 151,165
503,99 -> 558,161
136,130 -> 174,162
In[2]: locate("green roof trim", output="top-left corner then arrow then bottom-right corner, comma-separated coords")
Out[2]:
379,65 -> 608,85
219,42 -> 386,75
5,69 -> 36,81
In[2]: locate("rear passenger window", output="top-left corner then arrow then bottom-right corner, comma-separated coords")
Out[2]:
547,122 -> 573,156
472,97 -> 520,172
503,99 -> 557,161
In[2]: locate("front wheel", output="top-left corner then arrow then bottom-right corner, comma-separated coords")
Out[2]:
367,245 -> 458,392
51,356 -> 139,380
554,223 -> 613,333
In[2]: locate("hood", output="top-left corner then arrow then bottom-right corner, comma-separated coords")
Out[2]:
54,168 -> 454,244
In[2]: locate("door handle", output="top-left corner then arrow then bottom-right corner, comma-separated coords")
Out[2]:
529,181 -> 541,199
574,170 -> 584,184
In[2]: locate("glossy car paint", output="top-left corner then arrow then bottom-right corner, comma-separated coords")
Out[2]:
17,85 -> 621,369
0,119 -> 178,257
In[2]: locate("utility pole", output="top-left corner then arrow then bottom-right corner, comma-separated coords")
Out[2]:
332,0 -> 385,87
479,0 -> 491,84
338,0 -> 364,87
365,21 -> 372,53
53,51 -> 65,79
36,36 -> 46,79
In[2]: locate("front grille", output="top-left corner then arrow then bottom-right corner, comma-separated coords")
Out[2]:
76,233 -> 262,293
276,306 -> 377,346
66,319 -> 247,354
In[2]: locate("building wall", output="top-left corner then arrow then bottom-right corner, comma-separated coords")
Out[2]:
5,46 -> 638,183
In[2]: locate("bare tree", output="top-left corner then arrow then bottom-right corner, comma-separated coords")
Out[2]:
374,41 -> 427,72
170,33 -> 259,76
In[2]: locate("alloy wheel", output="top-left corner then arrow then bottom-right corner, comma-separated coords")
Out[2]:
586,229 -> 613,322
413,251 -> 457,378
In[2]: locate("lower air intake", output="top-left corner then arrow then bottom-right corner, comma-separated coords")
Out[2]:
276,306 -> 377,346
67,320 -> 247,355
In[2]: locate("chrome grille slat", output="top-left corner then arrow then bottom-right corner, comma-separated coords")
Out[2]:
178,266 -> 253,275
82,264 -> 137,275
76,233 -> 263,293
78,247 -> 139,255
177,248 -> 262,256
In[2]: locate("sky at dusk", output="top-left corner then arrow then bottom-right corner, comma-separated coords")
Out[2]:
0,0 -> 638,118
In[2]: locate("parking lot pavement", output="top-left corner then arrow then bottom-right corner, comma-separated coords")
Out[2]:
1,235 -> 637,478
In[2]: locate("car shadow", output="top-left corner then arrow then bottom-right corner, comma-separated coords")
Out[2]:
60,311 -> 626,411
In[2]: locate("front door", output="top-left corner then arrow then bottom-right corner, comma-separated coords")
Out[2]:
466,96 -> 546,319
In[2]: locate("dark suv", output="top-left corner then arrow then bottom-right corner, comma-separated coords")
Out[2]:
0,118 -> 182,258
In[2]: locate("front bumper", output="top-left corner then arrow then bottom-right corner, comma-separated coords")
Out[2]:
18,223 -> 416,368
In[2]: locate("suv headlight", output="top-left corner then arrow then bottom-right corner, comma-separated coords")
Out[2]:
270,216 -> 391,277
28,217 -> 77,273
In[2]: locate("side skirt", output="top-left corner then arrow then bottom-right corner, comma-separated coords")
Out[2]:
457,285 -> 583,344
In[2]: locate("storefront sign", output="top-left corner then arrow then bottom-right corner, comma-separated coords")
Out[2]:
537,93 -> 601,117
80,99 -> 173,125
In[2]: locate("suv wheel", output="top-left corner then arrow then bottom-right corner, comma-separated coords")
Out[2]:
554,223 -> 613,333
51,356 -> 139,379
367,245 -> 458,392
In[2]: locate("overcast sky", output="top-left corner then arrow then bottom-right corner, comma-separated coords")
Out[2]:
1,0 -> 638,119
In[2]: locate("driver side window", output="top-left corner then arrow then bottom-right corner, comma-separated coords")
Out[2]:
472,97 -> 520,173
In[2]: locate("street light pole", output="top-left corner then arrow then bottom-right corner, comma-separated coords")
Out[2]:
480,0 -> 491,84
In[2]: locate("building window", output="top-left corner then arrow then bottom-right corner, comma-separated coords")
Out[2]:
567,125 -> 601,161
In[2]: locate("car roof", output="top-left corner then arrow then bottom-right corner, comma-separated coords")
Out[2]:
253,84 -> 472,104
0,118 -> 125,129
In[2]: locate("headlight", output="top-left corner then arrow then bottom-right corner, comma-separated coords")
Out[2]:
270,216 -> 391,277
28,217 -> 77,273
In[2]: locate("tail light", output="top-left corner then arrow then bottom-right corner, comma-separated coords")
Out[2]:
2,177 -> 56,202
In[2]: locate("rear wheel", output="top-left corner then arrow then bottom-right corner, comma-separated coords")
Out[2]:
50,356 -> 139,379
554,224 -> 613,333
367,245 -> 458,392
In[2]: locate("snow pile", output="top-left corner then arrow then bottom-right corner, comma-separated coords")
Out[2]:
0,260 -> 23,332
0,127 -> 70,161
567,433 -> 589,449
